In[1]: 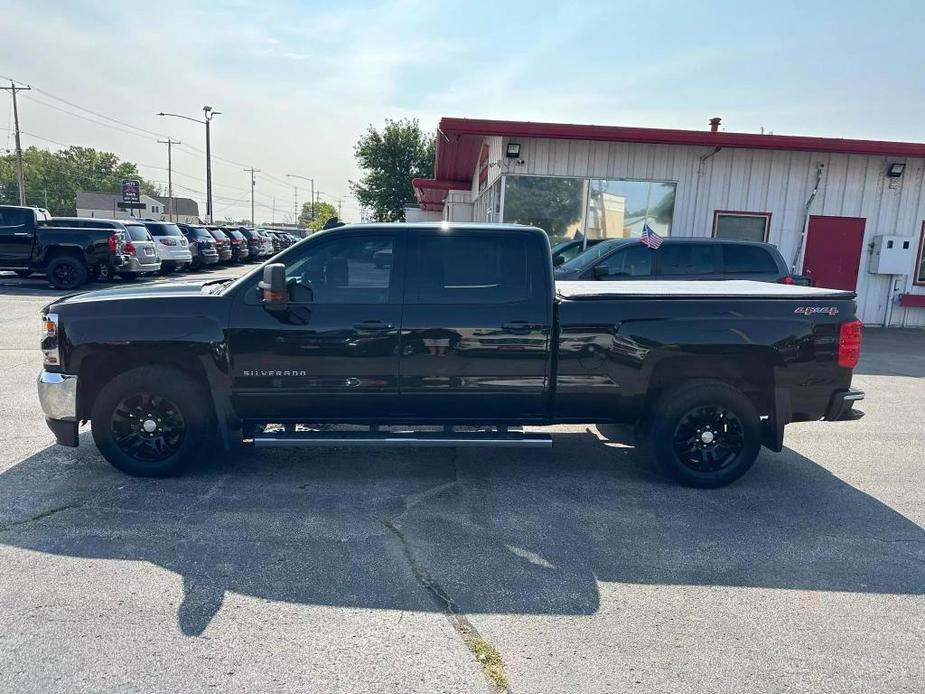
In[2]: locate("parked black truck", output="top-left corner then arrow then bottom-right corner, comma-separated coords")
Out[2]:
37,223 -> 864,487
1,205 -> 130,289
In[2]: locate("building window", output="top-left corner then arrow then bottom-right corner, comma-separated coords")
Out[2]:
501,174 -> 676,245
713,211 -> 770,242
915,222 -> 925,286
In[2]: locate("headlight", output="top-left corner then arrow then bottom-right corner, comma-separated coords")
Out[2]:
41,312 -> 60,367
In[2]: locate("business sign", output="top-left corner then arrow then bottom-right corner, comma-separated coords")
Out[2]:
122,179 -> 140,203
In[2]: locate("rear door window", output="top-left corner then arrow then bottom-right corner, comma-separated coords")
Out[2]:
721,245 -> 779,274
657,244 -> 718,276
412,234 -> 536,304
0,208 -> 31,228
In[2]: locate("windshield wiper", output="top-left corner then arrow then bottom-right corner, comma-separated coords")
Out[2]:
200,278 -> 234,295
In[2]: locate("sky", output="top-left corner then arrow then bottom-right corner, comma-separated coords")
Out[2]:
1,0 -> 924,223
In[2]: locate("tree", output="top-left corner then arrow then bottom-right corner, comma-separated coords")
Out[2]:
350,118 -> 435,222
298,200 -> 338,231
0,145 -> 157,215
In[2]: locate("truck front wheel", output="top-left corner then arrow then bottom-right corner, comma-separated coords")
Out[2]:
646,379 -> 762,488
90,366 -> 213,477
47,256 -> 88,290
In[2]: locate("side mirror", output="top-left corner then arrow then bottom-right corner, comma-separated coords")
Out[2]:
553,255 -> 565,267
592,264 -> 609,279
258,263 -> 288,311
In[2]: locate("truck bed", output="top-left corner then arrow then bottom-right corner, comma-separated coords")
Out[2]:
556,279 -> 855,301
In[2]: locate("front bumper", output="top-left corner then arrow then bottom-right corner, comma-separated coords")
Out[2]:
37,370 -> 79,446
824,387 -> 865,421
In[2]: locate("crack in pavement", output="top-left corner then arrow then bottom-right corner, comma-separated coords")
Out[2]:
0,502 -> 84,533
381,452 -> 512,694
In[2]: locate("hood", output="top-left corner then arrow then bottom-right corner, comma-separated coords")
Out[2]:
46,277 -> 233,309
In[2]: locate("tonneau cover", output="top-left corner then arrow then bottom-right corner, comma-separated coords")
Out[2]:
556,280 -> 856,300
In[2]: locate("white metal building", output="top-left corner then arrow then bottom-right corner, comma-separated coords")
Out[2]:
413,117 -> 925,327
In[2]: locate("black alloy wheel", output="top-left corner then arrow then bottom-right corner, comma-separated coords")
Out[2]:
646,379 -> 761,488
91,366 -> 212,477
47,256 -> 88,290
110,392 -> 186,463
672,406 -> 745,472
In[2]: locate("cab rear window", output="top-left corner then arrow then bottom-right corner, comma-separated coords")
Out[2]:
721,245 -> 779,274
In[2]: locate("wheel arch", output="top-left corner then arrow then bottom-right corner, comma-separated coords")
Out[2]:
644,351 -> 785,450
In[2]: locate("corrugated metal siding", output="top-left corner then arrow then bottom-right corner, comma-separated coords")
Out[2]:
492,136 -> 925,326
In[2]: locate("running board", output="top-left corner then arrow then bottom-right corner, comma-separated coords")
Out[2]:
251,430 -> 552,449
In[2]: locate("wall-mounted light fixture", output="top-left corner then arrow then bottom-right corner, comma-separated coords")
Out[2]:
505,142 -> 521,159
886,162 -> 906,178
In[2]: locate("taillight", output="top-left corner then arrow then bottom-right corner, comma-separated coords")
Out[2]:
838,320 -> 862,369
108,234 -> 118,252
781,275 -> 794,285
159,238 -> 178,246
125,241 -> 136,253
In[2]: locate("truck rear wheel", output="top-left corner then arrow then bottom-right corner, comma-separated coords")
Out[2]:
47,256 -> 88,290
646,379 -> 761,488
90,366 -> 213,477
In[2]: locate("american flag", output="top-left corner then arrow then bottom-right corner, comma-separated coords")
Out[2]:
640,223 -> 664,249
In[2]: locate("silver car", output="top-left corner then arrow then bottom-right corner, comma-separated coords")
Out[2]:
119,223 -> 161,278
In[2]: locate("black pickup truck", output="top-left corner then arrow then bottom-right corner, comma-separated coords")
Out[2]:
0,205 -> 130,289
37,223 -> 864,487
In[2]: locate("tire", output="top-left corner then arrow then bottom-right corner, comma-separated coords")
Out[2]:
95,264 -> 115,283
14,270 -> 33,278
646,379 -> 762,488
90,366 -> 214,477
47,256 -> 88,290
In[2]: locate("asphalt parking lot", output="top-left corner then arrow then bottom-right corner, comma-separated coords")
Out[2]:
0,271 -> 922,694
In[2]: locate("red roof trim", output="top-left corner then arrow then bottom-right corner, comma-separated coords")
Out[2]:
438,117 -> 925,158
411,177 -> 470,209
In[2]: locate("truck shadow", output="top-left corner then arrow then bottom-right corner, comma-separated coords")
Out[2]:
0,429 -> 921,637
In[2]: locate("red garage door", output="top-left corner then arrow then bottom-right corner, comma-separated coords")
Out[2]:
802,216 -> 866,291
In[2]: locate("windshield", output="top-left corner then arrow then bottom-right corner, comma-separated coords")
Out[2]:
125,226 -> 150,241
558,239 -> 621,272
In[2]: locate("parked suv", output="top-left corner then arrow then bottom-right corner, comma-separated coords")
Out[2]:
554,237 -> 795,283
177,224 -> 220,270
142,221 -> 193,274
223,228 -> 251,263
206,228 -> 234,264
119,223 -> 161,278
238,228 -> 270,261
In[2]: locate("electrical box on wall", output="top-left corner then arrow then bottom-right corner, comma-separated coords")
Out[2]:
869,235 -> 915,275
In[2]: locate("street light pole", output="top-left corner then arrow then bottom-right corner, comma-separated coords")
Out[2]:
286,174 -> 314,223
157,107 -> 221,222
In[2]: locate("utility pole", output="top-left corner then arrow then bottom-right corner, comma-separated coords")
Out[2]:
244,167 -> 260,226
157,138 -> 181,221
2,82 -> 32,205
